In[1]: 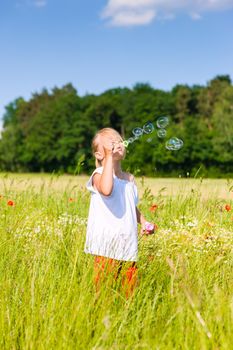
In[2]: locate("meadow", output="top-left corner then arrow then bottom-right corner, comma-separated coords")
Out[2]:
0,173 -> 232,350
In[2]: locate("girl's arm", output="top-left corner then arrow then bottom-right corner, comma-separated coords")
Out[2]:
136,206 -> 156,234
93,149 -> 114,196
136,206 -> 146,227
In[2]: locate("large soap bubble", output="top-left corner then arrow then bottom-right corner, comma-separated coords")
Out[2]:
165,137 -> 183,151
156,116 -> 169,129
132,127 -> 143,137
157,129 -> 166,138
143,122 -> 154,134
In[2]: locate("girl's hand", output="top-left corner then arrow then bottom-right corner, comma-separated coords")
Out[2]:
141,221 -> 157,235
103,141 -> 124,158
102,141 -> 114,158
103,145 -> 113,158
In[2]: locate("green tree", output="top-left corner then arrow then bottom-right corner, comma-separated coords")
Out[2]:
0,98 -> 26,171
211,85 -> 233,171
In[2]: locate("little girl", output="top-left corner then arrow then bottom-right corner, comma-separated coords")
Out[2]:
85,127 -> 155,296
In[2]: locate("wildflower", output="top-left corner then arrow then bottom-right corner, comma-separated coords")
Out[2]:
186,218 -> 198,227
126,266 -> 137,282
68,198 -> 75,202
34,226 -> 41,234
206,222 -> 215,227
149,204 -> 158,212
225,204 -> 231,212
0,195 -> 3,200
204,233 -> 214,241
7,200 -> 15,206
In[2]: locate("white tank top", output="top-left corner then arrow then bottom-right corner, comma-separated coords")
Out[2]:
84,167 -> 139,261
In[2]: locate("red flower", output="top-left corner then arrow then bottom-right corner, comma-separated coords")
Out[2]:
7,200 -> 15,206
126,267 -> 137,282
225,204 -> 231,212
149,204 -> 158,212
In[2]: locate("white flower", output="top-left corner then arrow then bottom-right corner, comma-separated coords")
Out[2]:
187,219 -> 198,227
34,226 -> 41,234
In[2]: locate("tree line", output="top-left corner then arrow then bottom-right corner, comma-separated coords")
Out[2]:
0,75 -> 232,177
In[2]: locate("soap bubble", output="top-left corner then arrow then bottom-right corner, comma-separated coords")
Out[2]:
127,137 -> 135,143
132,135 -> 140,141
157,129 -> 166,138
132,127 -> 143,137
143,122 -> 154,134
165,137 -> 183,151
146,137 -> 154,143
157,116 -> 169,129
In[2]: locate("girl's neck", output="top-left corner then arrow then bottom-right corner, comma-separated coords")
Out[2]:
101,159 -> 123,177
113,162 -> 123,177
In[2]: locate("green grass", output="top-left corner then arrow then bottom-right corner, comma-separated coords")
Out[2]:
0,173 -> 232,349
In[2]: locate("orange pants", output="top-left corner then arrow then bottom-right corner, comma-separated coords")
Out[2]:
94,256 -> 138,298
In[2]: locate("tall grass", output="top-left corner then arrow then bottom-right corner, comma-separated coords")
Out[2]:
0,173 -> 232,349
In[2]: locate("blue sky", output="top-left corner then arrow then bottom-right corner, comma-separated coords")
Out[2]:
1,0 -> 233,128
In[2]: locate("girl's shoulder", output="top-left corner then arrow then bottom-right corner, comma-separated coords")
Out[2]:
91,166 -> 103,177
86,167 -> 103,193
122,172 -> 135,183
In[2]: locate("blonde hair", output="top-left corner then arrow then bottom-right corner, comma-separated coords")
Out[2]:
92,128 -> 123,167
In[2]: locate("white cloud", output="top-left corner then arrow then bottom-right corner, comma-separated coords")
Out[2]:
101,0 -> 233,26
109,9 -> 156,27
